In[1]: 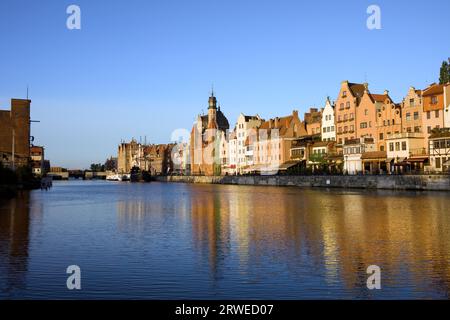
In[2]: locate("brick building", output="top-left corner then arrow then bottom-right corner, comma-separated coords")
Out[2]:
190,91 -> 230,176
0,99 -> 31,169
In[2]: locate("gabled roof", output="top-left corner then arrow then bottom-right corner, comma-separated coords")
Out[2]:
423,83 -> 444,96
370,93 -> 388,103
348,83 -> 366,98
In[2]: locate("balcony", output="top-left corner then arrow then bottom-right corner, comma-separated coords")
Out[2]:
409,148 -> 428,156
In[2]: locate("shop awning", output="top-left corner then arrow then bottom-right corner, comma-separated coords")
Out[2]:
361,151 -> 387,161
407,156 -> 429,162
278,161 -> 301,171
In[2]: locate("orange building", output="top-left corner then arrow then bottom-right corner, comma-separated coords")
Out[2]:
253,110 -> 307,173
356,88 -> 378,143
422,83 -> 445,134
375,91 -> 402,151
304,108 -> 322,136
335,81 -> 366,147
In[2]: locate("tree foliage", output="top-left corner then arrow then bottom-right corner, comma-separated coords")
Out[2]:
439,58 -> 450,84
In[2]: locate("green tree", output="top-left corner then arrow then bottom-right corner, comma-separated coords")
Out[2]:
439,59 -> 450,84
90,163 -> 104,172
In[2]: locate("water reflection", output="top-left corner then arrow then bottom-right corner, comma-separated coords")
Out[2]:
183,186 -> 450,298
0,193 -> 31,296
1,182 -> 450,299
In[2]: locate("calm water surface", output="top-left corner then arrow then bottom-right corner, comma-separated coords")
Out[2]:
1,180 -> 450,299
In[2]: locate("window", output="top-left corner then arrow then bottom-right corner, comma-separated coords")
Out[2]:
365,109 -> 368,115
428,126 -> 432,134
323,128 -> 326,133
360,122 -> 368,129
427,111 -> 431,119
350,125 -> 354,132
435,110 -> 439,118
409,99 -> 414,107
406,113 -> 411,121
344,114 -> 348,121
414,112 -> 419,120
431,96 -> 438,104
414,126 -> 420,133
350,113 -> 354,120
340,103 -> 344,110
346,102 -> 350,108
331,126 -> 335,132
380,133 -> 384,140
395,142 -> 400,151
407,127 -> 412,133
342,91 -> 347,97
402,141 -> 407,151
389,143 -> 394,152
436,157 -> 441,169
380,146 -> 385,151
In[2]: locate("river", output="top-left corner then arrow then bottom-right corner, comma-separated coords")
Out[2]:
1,180 -> 449,299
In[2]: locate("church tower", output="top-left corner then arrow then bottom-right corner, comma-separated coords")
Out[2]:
207,89 -> 218,129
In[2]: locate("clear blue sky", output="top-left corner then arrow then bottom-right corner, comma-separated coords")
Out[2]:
0,0 -> 449,169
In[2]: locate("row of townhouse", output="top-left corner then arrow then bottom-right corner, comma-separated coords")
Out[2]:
334,81 -> 450,174
186,81 -> 450,176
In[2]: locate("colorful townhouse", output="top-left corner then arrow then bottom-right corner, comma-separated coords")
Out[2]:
422,83 -> 445,148
375,91 -> 402,152
335,81 -> 366,147
253,111 -> 307,174
321,97 -> 336,142
232,113 -> 264,174
401,87 -> 424,134
304,107 -> 322,136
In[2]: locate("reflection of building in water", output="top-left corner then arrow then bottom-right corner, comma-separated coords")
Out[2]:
311,191 -> 450,296
0,193 -> 31,294
191,187 -> 231,278
189,185 -> 450,297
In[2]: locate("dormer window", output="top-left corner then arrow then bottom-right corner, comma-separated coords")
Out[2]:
342,91 -> 347,97
431,96 -> 438,104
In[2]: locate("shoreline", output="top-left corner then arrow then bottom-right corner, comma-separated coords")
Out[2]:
154,175 -> 450,192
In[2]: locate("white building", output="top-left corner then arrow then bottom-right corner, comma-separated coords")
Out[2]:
386,132 -> 427,173
343,137 -> 375,175
227,129 -> 238,175
234,113 -> 264,174
321,97 -> 336,141
445,84 -> 450,128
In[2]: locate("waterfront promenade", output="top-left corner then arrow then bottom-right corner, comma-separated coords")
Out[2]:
156,174 -> 450,191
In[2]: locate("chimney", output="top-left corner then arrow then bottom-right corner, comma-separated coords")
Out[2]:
269,119 -> 274,128
275,117 -> 279,127
293,110 -> 299,119
384,90 -> 389,96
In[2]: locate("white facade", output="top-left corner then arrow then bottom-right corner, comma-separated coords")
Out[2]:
234,113 -> 263,174
321,97 -> 336,141
343,138 -> 375,175
445,84 -> 450,128
227,131 -> 238,174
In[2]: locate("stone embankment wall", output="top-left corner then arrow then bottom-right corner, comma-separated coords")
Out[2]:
155,175 -> 450,191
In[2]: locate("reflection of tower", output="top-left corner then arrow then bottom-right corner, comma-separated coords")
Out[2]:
0,193 -> 31,296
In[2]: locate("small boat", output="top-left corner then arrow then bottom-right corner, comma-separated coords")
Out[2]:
106,174 -> 121,181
